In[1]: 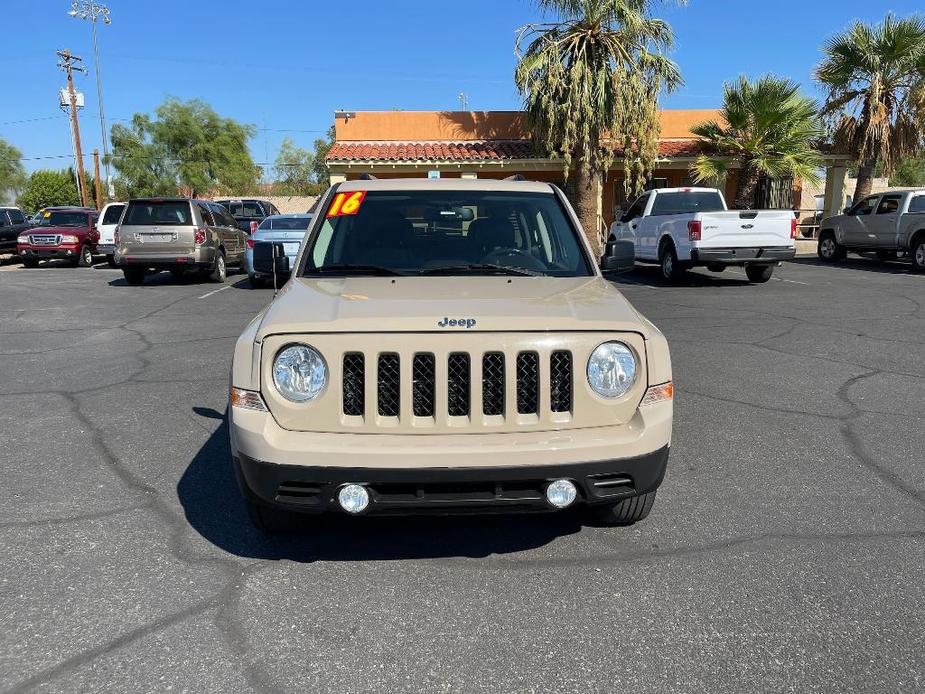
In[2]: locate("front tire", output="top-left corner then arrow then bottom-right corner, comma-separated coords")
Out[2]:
76,245 -> 93,267
911,237 -> 925,273
122,267 -> 145,285
817,232 -> 844,262
591,491 -> 657,526
209,250 -> 226,283
745,264 -> 774,283
659,243 -> 684,282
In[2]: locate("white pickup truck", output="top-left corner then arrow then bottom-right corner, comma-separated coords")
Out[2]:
817,188 -> 925,272
602,187 -> 796,283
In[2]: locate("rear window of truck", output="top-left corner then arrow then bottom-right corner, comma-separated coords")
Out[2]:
101,204 -> 125,225
650,191 -> 725,216
123,201 -> 192,226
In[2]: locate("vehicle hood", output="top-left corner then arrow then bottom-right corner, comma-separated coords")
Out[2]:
22,226 -> 87,236
255,276 -> 649,339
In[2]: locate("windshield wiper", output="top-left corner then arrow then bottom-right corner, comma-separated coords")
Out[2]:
308,264 -> 405,276
418,263 -> 540,277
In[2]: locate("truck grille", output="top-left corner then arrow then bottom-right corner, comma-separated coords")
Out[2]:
29,234 -> 61,246
342,350 -> 573,421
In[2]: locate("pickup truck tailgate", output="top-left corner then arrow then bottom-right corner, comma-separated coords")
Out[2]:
695,210 -> 793,248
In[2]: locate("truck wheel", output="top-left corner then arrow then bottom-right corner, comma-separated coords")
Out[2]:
245,499 -> 297,535
911,238 -> 925,273
76,245 -> 93,267
875,249 -> 898,261
209,250 -> 227,283
745,264 -> 774,283
706,263 -> 726,273
659,243 -> 683,282
122,267 -> 145,285
817,233 -> 844,262
591,491 -> 657,526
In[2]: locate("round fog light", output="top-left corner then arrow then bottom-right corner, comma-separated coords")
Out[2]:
338,484 -> 369,514
545,479 -> 577,509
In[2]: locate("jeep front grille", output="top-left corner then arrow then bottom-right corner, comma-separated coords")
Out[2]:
342,353 -> 365,416
550,351 -> 573,413
516,352 -> 539,415
481,352 -> 505,416
447,353 -> 470,417
412,354 -> 435,417
377,353 -> 401,417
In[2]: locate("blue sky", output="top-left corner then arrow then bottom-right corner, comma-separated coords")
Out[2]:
2,0 -> 921,175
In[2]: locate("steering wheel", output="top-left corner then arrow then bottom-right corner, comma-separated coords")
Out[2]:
482,248 -> 546,271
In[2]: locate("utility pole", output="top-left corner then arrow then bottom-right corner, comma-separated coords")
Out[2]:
57,49 -> 89,207
92,149 -> 102,209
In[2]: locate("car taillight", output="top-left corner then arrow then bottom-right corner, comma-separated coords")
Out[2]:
194,227 -> 207,245
688,220 -> 702,241
791,217 -> 798,239
246,238 -> 255,249
249,221 -> 258,235
113,227 -> 120,245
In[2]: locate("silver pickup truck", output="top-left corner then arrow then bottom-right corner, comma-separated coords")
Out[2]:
817,188 -> 925,271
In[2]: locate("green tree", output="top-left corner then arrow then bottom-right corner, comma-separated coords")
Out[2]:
110,97 -> 258,198
890,153 -> 925,186
274,137 -> 315,195
515,0 -> 682,252
310,126 -> 335,189
690,76 -> 823,209
815,14 -> 925,202
17,169 -> 81,212
0,137 -> 27,203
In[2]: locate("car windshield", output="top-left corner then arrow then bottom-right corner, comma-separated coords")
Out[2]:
649,191 -> 725,216
258,216 -> 312,231
220,201 -> 263,217
123,201 -> 192,226
36,211 -> 86,227
303,190 -> 592,277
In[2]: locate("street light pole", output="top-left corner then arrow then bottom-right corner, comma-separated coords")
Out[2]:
68,1 -> 111,200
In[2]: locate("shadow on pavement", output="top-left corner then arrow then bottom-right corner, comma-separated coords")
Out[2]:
790,256 -> 917,275
605,265 -> 751,288
178,408 -> 581,562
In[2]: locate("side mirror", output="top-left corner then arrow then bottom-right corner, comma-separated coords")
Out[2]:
274,253 -> 290,275
601,239 -> 635,274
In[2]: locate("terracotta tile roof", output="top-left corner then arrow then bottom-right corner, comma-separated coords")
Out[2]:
327,139 -> 704,163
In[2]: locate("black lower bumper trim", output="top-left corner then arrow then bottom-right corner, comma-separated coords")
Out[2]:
691,247 -> 795,265
234,446 -> 670,516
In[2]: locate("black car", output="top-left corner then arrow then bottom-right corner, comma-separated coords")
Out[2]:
0,207 -> 32,253
213,199 -> 280,234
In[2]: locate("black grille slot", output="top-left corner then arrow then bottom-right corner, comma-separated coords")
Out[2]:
377,353 -> 400,417
516,352 -> 539,414
412,353 -> 436,417
482,352 -> 505,416
550,351 -> 572,412
447,353 -> 471,417
342,353 -> 365,416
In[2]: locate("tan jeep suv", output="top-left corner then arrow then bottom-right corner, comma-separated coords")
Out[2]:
229,178 -> 673,532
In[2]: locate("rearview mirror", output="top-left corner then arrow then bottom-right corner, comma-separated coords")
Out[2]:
601,239 -> 635,274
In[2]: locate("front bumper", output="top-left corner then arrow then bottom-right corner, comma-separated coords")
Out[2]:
235,446 -> 669,515
690,247 -> 795,265
18,244 -> 80,259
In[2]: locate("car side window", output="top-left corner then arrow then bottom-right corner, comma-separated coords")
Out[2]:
910,196 -> 925,213
212,204 -> 232,227
0,212 -> 8,227
9,209 -> 25,224
849,196 -> 878,216
197,203 -> 215,226
875,195 -> 901,215
622,195 -> 648,223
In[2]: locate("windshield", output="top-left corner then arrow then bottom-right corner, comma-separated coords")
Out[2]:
302,189 -> 592,277
123,201 -> 192,226
36,211 -> 87,227
650,191 -> 725,216
219,201 -> 264,218
258,216 -> 312,230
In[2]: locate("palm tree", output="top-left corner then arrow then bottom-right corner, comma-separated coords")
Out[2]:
690,76 -> 823,210
815,14 -> 925,201
515,0 -> 682,253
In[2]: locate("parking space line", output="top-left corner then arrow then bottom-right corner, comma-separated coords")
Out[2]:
198,285 -> 233,299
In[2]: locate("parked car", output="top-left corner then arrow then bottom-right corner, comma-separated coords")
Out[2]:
817,189 -> 925,271
16,208 -> 99,267
245,213 -> 313,288
0,207 -> 32,254
115,197 -> 247,285
213,198 -> 280,234
95,201 -> 126,267
603,187 -> 797,283
229,178 -> 672,533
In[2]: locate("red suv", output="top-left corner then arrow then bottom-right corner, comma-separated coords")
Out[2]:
17,208 -> 99,268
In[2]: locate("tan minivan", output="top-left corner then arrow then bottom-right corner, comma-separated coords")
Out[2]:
229,178 -> 673,532
115,197 -> 247,285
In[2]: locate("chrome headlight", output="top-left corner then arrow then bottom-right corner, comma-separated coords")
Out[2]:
587,341 -> 637,398
272,344 -> 327,402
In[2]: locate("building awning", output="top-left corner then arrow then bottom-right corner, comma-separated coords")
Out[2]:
327,139 -> 705,164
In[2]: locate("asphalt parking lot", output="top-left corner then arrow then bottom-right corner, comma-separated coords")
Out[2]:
1,257 -> 923,693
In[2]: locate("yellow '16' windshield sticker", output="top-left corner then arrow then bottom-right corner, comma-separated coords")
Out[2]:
326,191 -> 366,218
